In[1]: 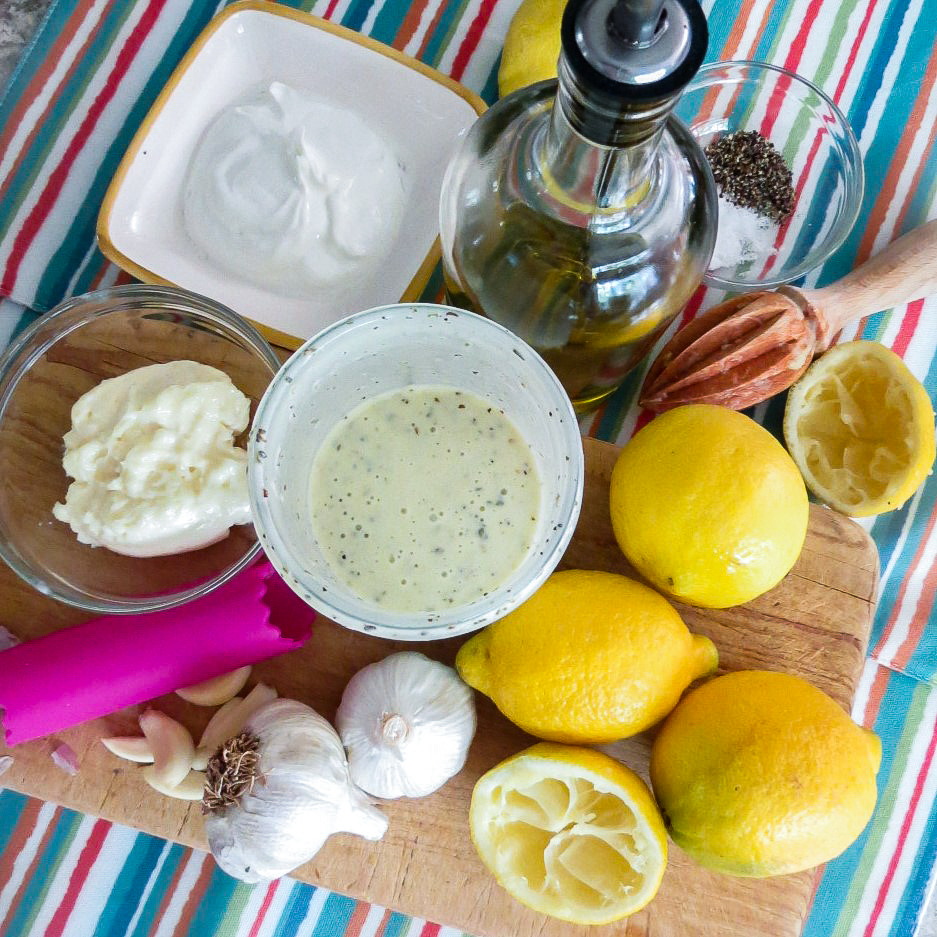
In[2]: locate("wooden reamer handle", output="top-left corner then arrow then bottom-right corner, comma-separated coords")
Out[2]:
792,219 -> 937,347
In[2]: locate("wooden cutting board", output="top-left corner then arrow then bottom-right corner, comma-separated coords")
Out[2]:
0,436 -> 879,937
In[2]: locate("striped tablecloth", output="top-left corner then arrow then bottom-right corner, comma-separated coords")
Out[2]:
1,0 -> 936,935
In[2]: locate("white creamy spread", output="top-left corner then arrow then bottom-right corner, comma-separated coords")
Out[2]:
183,81 -> 407,295
53,361 -> 252,557
308,385 -> 541,613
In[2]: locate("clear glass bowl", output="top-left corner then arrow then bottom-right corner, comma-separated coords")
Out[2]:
248,303 -> 585,641
0,285 -> 281,614
676,60 -> 864,289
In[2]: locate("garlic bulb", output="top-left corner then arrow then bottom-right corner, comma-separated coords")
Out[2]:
202,699 -> 387,883
336,652 -> 476,799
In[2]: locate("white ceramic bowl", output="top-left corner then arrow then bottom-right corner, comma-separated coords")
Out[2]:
248,304 -> 584,641
97,1 -> 485,349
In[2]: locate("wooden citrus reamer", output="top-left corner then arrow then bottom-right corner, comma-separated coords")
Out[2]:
640,219 -> 937,411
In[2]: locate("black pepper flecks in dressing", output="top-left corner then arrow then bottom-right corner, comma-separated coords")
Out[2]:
308,386 -> 541,612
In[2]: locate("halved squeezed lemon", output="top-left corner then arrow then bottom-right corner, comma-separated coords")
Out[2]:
783,341 -> 935,516
469,743 -> 667,924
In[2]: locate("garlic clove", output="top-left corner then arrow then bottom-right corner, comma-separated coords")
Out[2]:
143,766 -> 206,800
193,682 -> 277,769
341,784 -> 390,841
139,709 -> 195,788
101,736 -> 155,763
191,751 -> 212,773
227,681 -> 276,721
194,696 -> 243,768
176,666 -> 252,707
191,750 -> 212,773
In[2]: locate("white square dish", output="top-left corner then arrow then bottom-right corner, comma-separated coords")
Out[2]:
97,0 -> 485,349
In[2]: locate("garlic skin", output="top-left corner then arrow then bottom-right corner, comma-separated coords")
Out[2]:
336,652 -> 477,799
203,699 -> 387,883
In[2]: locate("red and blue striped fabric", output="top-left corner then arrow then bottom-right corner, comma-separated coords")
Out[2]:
0,0 -> 936,934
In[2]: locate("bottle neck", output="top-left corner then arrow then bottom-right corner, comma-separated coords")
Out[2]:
555,50 -> 676,147
539,55 -> 669,213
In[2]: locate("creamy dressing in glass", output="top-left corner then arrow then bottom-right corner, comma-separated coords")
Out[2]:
308,386 -> 541,613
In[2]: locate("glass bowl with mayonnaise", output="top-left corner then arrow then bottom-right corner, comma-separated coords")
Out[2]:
0,284 -> 281,613
248,303 -> 585,641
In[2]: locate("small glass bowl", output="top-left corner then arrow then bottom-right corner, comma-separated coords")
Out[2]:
0,284 -> 281,614
248,303 -> 585,642
676,60 -> 864,289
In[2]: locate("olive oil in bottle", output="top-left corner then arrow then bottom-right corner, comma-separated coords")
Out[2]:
439,0 -> 716,412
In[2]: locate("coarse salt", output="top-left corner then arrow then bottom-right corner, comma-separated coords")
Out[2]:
709,196 -> 779,273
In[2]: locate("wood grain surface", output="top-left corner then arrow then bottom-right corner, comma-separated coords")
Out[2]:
0,437 -> 879,937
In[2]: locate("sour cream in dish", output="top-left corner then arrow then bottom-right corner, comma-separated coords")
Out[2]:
183,81 -> 407,296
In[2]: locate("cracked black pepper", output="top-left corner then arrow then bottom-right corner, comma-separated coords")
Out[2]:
704,130 -> 795,224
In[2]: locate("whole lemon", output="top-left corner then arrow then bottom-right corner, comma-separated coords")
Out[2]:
498,0 -> 564,97
610,404 -> 808,608
649,670 -> 881,877
455,569 -> 718,743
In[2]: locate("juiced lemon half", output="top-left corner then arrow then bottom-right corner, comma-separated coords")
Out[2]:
784,340 -> 936,516
469,743 -> 667,924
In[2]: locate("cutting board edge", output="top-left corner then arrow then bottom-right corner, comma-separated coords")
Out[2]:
0,436 -> 882,937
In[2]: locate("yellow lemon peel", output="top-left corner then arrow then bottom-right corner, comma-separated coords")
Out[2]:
456,569 -> 717,743
610,404 -> 808,608
650,670 -> 881,877
498,0 -> 564,97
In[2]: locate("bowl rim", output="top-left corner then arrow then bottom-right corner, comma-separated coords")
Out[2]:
95,0 -> 487,352
0,283 -> 281,615
247,301 -> 586,642
683,58 -> 865,290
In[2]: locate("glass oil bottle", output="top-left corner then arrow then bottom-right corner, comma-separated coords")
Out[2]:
439,0 -> 717,412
